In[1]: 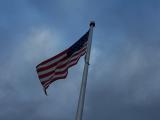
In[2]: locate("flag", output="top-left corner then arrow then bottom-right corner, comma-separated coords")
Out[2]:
36,31 -> 89,94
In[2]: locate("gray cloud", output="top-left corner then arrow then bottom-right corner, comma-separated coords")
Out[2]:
0,0 -> 160,120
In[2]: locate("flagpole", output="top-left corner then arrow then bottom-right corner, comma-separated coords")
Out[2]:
75,21 -> 95,120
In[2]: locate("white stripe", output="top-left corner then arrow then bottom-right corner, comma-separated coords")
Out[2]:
40,74 -> 53,82
54,51 -> 86,73
37,46 -> 87,75
39,51 -> 86,82
38,54 -> 73,76
37,42 -> 88,69
43,71 -> 68,85
43,54 -> 84,85
37,53 -> 67,69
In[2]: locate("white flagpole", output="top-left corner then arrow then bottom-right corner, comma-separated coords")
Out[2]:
75,21 -> 95,120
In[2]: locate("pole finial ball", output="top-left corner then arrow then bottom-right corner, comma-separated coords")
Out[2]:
90,21 -> 95,27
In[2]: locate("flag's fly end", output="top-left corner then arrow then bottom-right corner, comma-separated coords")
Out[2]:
43,87 -> 48,96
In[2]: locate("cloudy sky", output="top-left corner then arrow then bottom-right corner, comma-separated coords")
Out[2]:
1,0 -> 160,120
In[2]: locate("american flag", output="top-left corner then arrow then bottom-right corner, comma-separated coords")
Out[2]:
36,31 -> 89,94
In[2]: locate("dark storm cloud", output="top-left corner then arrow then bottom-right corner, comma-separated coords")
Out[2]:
0,0 -> 160,120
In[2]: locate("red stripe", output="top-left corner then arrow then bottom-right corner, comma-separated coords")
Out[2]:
37,42 -> 87,68
41,52 -> 86,87
56,49 -> 86,69
37,46 -> 87,72
41,72 -> 68,86
43,75 -> 67,88
38,50 -> 86,79
38,56 -> 76,79
43,74 -> 68,87
41,78 -> 51,85
36,49 -> 68,68
37,55 -> 68,72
